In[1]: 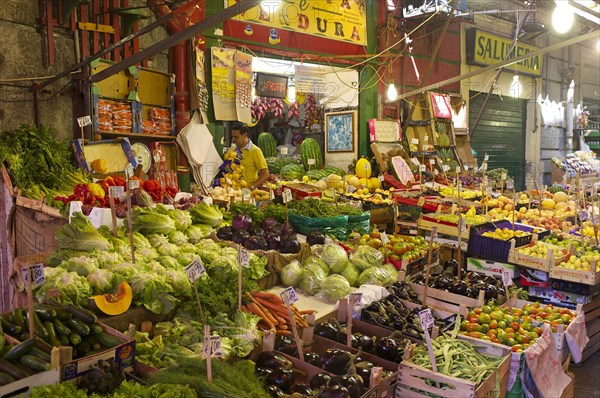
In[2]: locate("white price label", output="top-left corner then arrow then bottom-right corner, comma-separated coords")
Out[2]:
424,135 -> 429,143
483,176 -> 488,186
270,189 -> 275,200
308,158 -> 316,165
87,207 -> 103,229
411,138 -> 419,145
484,154 -> 489,161
418,308 -> 434,329
464,165 -> 469,171
185,258 -> 206,283
592,215 -> 599,224
482,162 -> 488,172
555,324 -> 565,352
238,248 -> 250,268
501,172 -> 507,181
77,115 -> 92,127
283,188 -> 293,204
280,286 -> 298,305
125,164 -> 135,179
434,169 -> 439,176
242,189 -> 251,200
381,232 -> 390,245
349,292 -> 362,306
456,166 -> 461,173
411,158 -> 420,166
21,264 -> 45,287
442,165 -> 450,172
69,201 -> 83,222
378,175 -> 384,182
204,335 -> 223,358
203,196 -> 214,206
579,210 -> 589,222
502,270 -> 513,287
429,158 -> 436,165
129,180 -> 140,190
457,218 -> 466,233
419,164 -> 426,172
431,227 -> 438,240
108,186 -> 125,200
280,147 -> 288,155
506,180 -> 514,190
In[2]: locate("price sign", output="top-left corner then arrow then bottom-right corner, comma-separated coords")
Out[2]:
108,186 -> 124,200
381,232 -> 390,245
464,165 -> 469,171
484,154 -> 489,161
579,210 -> 589,222
506,180 -> 515,190
204,335 -> 223,358
129,180 -> 140,190
429,158 -> 436,165
308,158 -> 316,166
125,164 -> 135,179
431,226 -> 438,240
411,138 -> 419,145
87,207 -> 103,229
280,286 -> 298,305
419,164 -> 426,172
77,115 -> 92,127
68,201 -> 83,221
456,166 -> 461,173
242,189 -> 251,201
21,264 -> 45,287
502,270 -> 513,287
592,215 -> 600,224
378,175 -> 384,182
457,217 -> 466,233
418,308 -> 434,330
349,292 -> 362,306
411,158 -> 420,166
282,188 -> 293,204
434,169 -> 439,176
280,147 -> 288,155
501,172 -> 507,181
203,196 -> 214,206
423,135 -> 429,142
238,248 -> 250,268
483,176 -> 488,186
482,162 -> 488,172
442,165 -> 450,172
185,258 -> 206,283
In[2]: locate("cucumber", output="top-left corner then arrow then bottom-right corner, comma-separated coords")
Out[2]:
3,338 -> 36,360
20,355 -> 50,372
0,358 -> 28,380
90,323 -> 104,335
26,311 -> 49,341
69,333 -> 82,346
29,347 -> 51,362
77,340 -> 91,355
1,318 -> 22,337
11,308 -> 25,329
53,318 -> 71,336
66,318 -> 90,336
0,345 -> 14,357
44,300 -> 71,321
0,371 -> 15,386
65,304 -> 97,324
59,334 -> 69,346
85,335 -> 102,351
95,332 -> 123,349
43,321 -> 61,348
34,305 -> 57,321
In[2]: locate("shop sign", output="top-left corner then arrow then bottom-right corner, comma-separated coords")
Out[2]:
466,28 -> 542,77
227,0 -> 367,46
255,73 -> 288,99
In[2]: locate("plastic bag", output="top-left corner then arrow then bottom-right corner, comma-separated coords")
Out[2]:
347,211 -> 371,236
288,211 -> 348,241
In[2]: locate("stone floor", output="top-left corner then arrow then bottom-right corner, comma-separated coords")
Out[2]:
572,350 -> 600,397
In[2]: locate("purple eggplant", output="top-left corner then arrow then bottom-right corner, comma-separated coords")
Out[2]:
304,352 -> 321,366
256,351 -> 292,370
275,335 -> 297,356
316,385 -> 350,398
266,368 -> 296,392
289,383 -> 313,395
216,226 -> 233,241
310,372 -> 332,389
232,229 -> 250,244
315,319 -> 340,340
320,349 -> 353,375
328,374 -> 363,398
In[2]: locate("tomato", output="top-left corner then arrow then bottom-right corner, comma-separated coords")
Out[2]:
466,323 -> 482,333
560,314 -> 572,323
469,316 -> 479,324
460,320 -> 469,331
474,308 -> 483,315
505,327 -> 515,335
511,344 -> 523,352
486,329 -> 498,338
516,335 -> 529,344
506,338 -> 516,347
482,305 -> 492,314
511,308 -> 523,317
527,332 -> 539,342
498,321 -> 507,329
496,329 -> 507,343
490,311 -> 504,322
478,314 -> 492,324
503,314 -> 515,324
510,322 -> 520,332
489,320 -> 499,329
467,331 -> 484,339
520,322 -> 532,332
481,324 -> 490,333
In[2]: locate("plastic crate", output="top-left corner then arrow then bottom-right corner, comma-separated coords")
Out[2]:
467,220 -> 548,263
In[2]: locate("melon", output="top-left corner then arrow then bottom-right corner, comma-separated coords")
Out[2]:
356,158 -> 372,179
553,191 -> 568,203
257,132 -> 277,158
300,138 -> 323,170
541,198 -> 556,210
368,177 -> 382,190
555,202 -> 568,210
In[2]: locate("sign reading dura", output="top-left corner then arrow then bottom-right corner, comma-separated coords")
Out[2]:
465,28 -> 542,77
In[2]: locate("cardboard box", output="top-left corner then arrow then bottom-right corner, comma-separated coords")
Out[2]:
467,257 -> 520,278
73,138 -> 137,175
61,323 -> 135,381
529,286 -> 597,305
368,119 -> 401,143
0,368 -> 61,397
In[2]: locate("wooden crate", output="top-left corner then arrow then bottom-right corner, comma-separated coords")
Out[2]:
580,294 -> 600,362
408,282 -> 485,318
417,216 -> 470,240
549,265 -> 600,285
508,240 -> 569,272
396,336 -> 510,398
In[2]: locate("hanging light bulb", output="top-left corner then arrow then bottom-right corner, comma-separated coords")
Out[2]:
387,83 -> 398,101
552,1 -> 574,34
510,74 -> 522,97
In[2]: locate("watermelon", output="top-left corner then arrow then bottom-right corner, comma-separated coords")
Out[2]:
266,156 -> 300,174
549,184 -> 564,194
301,138 -> 323,170
322,165 -> 345,177
282,164 -> 305,180
258,132 -> 277,157
305,170 -> 326,181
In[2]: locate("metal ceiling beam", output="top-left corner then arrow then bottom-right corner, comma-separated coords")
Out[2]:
90,0 -> 256,83
387,29 -> 600,102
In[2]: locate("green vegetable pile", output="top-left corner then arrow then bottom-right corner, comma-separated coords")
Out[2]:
0,124 -> 89,199
482,168 -> 510,185
290,197 -> 363,218
29,380 -> 196,398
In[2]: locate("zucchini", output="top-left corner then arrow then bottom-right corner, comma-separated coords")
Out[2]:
0,345 -> 14,357
11,308 -> 25,329
65,304 -> 97,324
85,334 -> 102,351
95,332 -> 123,349
69,333 -> 82,346
53,318 -> 71,336
1,318 -> 22,337
0,313 -> 14,325
29,347 -> 51,362
20,354 -> 50,372
34,337 -> 53,353
0,371 -> 15,386
3,338 -> 36,360
44,301 -> 71,321
0,358 -> 29,379
59,334 -> 69,346
66,318 -> 90,336
90,323 -> 104,335
43,321 -> 61,348
26,311 -> 49,341
34,304 -> 57,321
77,340 -> 91,355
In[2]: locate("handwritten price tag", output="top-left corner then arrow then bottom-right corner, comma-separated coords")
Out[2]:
21,264 -> 45,287
242,189 -> 251,201
411,138 -> 419,145
204,335 -> 223,358
381,232 -> 390,245
238,248 -> 250,268
442,165 -> 450,172
69,201 -> 83,222
579,210 -> 589,222
349,292 -> 362,306
378,175 -> 384,182
457,217 -> 466,233
456,166 -> 461,174
280,147 -> 288,155
419,308 -> 434,330
308,158 -> 316,166
419,164 -> 426,172
203,196 -> 214,206
484,154 -> 489,161
501,172 -> 507,181
431,226 -> 438,240
125,163 -> 135,179
429,158 -> 436,165
411,158 -> 420,166
464,165 -> 469,171
77,115 -> 92,127
129,180 -> 140,190
87,207 -> 103,229
185,258 -> 206,283
280,286 -> 298,305
108,186 -> 124,200
423,135 -> 429,142
502,270 -> 513,287
506,180 -> 515,190
283,188 -> 293,204
482,162 -> 488,172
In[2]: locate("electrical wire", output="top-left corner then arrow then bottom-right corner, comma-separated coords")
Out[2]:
0,80 -> 74,103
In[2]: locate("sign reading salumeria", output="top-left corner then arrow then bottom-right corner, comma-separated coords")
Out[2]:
227,0 -> 367,46
466,28 -> 542,77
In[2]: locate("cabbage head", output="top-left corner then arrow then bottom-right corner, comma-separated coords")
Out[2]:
168,230 -> 189,246
158,256 -> 180,270
280,260 -> 302,287
378,264 -> 399,286
132,232 -> 152,249
95,252 -> 125,269
87,268 -> 116,294
302,256 -> 328,274
158,243 -> 179,257
351,245 -> 384,270
303,263 -> 327,280
60,256 -> 98,276
299,273 -> 324,296
340,262 -> 361,287
164,269 -> 192,298
321,274 -> 351,301
320,244 -> 348,273
147,234 -> 169,249
356,267 -> 384,286
185,225 -> 213,244
168,209 -> 193,231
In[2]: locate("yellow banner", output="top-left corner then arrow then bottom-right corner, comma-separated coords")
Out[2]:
227,0 -> 367,46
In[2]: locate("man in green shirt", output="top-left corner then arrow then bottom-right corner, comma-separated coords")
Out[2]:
230,122 -> 270,190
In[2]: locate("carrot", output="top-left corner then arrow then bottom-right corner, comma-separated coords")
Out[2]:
254,296 -> 288,315
300,309 -> 316,315
276,329 -> 292,335
248,302 -> 275,330
252,291 -> 282,302
277,324 -> 288,330
294,317 -> 308,328
254,301 -> 279,326
275,316 -> 287,325
241,305 -> 249,312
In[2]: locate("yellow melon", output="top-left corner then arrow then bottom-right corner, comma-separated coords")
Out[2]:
356,158 -> 372,179
553,191 -> 568,203
368,177 -> 382,191
541,198 -> 556,210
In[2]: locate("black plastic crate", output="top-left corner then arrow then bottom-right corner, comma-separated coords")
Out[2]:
467,220 -> 548,263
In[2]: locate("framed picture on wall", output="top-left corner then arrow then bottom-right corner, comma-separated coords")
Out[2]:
325,110 -> 357,153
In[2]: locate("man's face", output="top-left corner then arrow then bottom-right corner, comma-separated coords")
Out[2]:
231,129 -> 247,148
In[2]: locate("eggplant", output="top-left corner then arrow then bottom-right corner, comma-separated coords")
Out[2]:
450,281 -> 468,295
266,385 -> 286,397
216,226 -> 234,241
256,351 -> 292,370
275,335 -> 298,356
306,231 -> 326,245
320,349 -> 353,375
374,336 -> 401,361
484,284 -> 498,300
289,383 -> 313,395
315,319 -> 340,340
354,361 -> 374,388
352,333 -> 374,352
255,367 -> 274,378
316,385 -> 350,398
310,372 -> 332,389
336,325 -> 356,346
266,234 -> 281,250
304,352 -> 321,366
280,239 -> 301,254
266,368 -> 296,392
328,374 -> 363,398
232,229 -> 250,244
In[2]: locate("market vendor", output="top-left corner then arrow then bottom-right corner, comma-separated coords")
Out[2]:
230,122 -> 269,190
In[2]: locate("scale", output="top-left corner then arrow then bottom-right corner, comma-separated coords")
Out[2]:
131,142 -> 152,174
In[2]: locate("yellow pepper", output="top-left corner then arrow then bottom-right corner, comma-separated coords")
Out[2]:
90,158 -> 108,174
88,182 -> 106,199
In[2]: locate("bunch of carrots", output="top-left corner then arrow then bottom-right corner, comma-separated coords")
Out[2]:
242,291 -> 314,335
